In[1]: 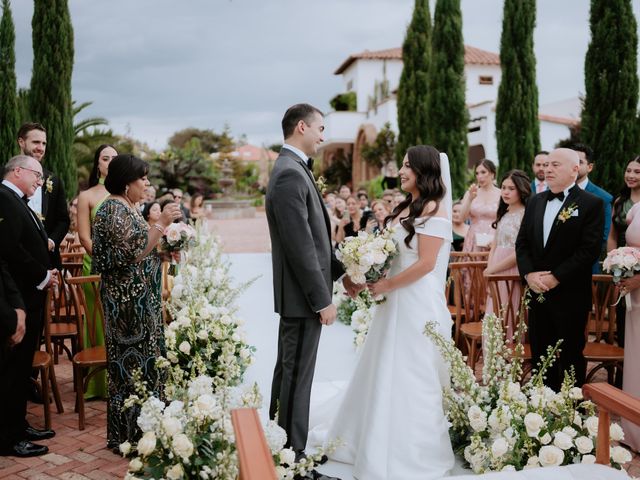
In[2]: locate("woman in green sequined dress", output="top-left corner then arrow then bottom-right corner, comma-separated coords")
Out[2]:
77,145 -> 117,399
92,154 -> 182,450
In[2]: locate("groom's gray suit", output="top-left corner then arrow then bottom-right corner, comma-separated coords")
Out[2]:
266,147 -> 343,454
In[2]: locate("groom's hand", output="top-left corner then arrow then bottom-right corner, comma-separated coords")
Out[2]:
540,272 -> 559,290
319,304 -> 338,326
525,271 -> 552,293
343,275 -> 364,298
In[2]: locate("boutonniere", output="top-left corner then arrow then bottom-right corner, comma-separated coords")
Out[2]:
45,177 -> 53,193
556,203 -> 578,224
315,175 -> 327,195
36,212 -> 45,222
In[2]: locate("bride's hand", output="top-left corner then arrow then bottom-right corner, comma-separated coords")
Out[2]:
367,278 -> 391,296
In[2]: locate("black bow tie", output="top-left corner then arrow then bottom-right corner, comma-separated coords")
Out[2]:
547,191 -> 565,202
307,158 -> 314,170
21,194 -> 30,204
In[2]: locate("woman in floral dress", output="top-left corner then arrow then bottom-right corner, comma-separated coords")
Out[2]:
92,154 -> 182,450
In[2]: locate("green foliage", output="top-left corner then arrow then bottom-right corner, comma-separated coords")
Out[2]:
169,127 -> 233,154
396,0 -> 431,164
360,122 -> 397,169
582,0 -> 639,194
0,0 -> 18,164
427,0 -> 468,197
232,161 -> 260,195
29,0 -> 76,199
329,92 -> 357,112
495,0 -> 540,174
16,88 -> 30,125
359,175 -> 385,200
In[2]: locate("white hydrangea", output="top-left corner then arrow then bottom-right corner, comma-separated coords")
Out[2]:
172,433 -> 194,460
137,431 -> 157,457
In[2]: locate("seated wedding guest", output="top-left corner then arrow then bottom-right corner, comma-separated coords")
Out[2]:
335,195 -> 363,244
91,154 -> 182,451
573,143 -> 613,272
460,159 -> 501,252
608,155 -> 640,347
617,202 -> 640,452
189,193 -> 206,222
484,170 -> 530,340
0,155 -> 58,457
530,151 -> 548,194
363,199 -> 389,234
357,192 -> 370,211
142,201 -> 162,224
451,201 -> 469,252
76,144 -> 118,399
338,184 -> 351,200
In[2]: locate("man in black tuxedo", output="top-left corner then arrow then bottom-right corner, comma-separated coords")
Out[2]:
516,148 -> 604,391
0,155 -> 58,457
17,123 -> 70,269
0,259 -> 25,377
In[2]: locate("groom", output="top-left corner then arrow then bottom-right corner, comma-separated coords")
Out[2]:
266,104 -> 356,478
516,148 -> 603,391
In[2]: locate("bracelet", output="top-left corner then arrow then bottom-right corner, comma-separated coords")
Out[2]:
152,224 -> 165,234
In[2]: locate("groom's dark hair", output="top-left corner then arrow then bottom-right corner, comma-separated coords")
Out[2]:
282,103 -> 323,139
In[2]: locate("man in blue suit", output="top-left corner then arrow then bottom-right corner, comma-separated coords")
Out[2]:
573,143 -> 613,273
530,151 -> 549,194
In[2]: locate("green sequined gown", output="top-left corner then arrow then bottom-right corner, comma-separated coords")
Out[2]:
92,198 -> 165,448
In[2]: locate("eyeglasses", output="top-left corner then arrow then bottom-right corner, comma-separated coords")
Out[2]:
18,167 -> 43,181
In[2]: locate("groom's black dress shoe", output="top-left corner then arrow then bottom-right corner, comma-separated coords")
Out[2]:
25,426 -> 55,441
1,440 -> 49,457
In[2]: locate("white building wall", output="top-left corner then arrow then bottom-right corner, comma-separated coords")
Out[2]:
464,64 -> 502,105
540,121 -> 571,152
344,59 -> 403,112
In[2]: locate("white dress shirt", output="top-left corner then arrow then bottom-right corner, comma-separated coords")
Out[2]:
577,177 -> 589,190
282,144 -> 311,167
29,185 -> 43,215
543,184 -> 575,247
534,179 -> 547,194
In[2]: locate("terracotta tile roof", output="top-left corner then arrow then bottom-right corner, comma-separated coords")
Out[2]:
231,144 -> 278,162
334,45 -> 500,74
538,113 -> 580,127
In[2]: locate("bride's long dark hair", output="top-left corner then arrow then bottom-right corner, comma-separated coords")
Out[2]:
384,145 -> 446,248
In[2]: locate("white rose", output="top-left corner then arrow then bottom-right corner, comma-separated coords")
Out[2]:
561,426 -> 577,438
166,464 -> 185,480
584,416 -> 599,437
524,455 -> 539,469
553,431 -> 573,450
529,393 -> 545,409
524,412 -> 545,437
573,412 -> 583,428
491,437 -> 509,458
501,465 -> 516,472
172,433 -> 194,460
569,387 -> 583,400
128,457 -> 144,472
574,436 -> 593,454
119,441 -> 131,456
611,445 -> 632,464
468,406 -> 487,432
539,432 -> 552,445
581,454 -> 596,464
196,329 -> 208,340
610,423 -> 625,442
162,417 -> 182,437
538,445 -> 564,467
194,394 -> 217,418
178,341 -> 191,355
279,448 -> 296,465
137,431 -> 157,457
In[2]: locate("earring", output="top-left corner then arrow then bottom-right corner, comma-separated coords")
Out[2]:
125,185 -> 129,195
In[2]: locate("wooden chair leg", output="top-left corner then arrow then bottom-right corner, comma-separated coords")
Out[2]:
468,338 -> 477,371
74,364 -> 85,430
53,341 -> 59,364
49,362 -> 64,414
41,366 -> 51,430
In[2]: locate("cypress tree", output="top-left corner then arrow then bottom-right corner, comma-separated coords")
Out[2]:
0,0 -> 18,164
582,0 -> 639,194
30,0 -> 76,198
396,0 -> 431,164
426,0 -> 468,197
495,0 -> 540,174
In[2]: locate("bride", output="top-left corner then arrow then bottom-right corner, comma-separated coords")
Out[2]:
313,145 -> 455,480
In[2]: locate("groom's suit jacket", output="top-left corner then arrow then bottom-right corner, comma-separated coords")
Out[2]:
516,185 -> 604,311
266,148 -> 343,318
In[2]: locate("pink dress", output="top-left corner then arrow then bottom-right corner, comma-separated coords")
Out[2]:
622,202 -> 640,450
484,209 -> 524,341
463,197 -> 499,253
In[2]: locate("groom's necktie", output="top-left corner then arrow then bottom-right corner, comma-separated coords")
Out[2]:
547,191 -> 565,202
307,157 -> 314,170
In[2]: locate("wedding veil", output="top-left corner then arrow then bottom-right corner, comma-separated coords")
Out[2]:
439,152 -> 453,221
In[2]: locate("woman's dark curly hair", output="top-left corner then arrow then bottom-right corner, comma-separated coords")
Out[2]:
492,169 -> 531,229
384,145 -> 445,248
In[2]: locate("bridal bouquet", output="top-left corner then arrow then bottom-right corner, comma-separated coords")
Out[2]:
424,306 -> 632,473
603,246 -> 640,309
334,281 -> 380,348
335,228 -> 398,286
160,222 -> 197,253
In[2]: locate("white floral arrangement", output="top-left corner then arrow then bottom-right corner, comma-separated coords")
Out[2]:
333,281 -> 377,348
424,310 -> 632,473
160,222 -> 197,253
335,228 -> 398,286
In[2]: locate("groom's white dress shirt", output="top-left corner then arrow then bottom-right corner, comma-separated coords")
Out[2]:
282,143 -> 311,168
543,184 -> 575,247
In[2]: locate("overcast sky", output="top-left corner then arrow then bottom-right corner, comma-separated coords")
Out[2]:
9,0 -> 640,150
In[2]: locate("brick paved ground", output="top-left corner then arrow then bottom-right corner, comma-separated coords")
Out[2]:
2,213 -> 639,479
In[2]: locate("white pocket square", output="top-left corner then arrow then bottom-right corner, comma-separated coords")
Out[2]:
571,209 -> 579,217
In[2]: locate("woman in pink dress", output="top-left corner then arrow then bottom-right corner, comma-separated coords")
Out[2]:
484,170 -> 531,340
460,159 -> 501,253
618,200 -> 640,451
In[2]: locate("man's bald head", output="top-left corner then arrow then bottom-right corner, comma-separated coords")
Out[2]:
544,148 -> 579,193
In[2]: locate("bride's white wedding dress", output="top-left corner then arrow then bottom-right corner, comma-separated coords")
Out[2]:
310,216 -> 455,480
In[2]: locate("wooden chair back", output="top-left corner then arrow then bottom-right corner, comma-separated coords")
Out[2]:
450,251 -> 490,263
449,260 -> 488,346
66,275 -> 103,350
485,274 -> 527,341
589,274 -> 618,344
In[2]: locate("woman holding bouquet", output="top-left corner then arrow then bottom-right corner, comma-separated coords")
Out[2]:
76,144 -> 118,399
316,145 -> 455,479
92,154 -> 182,450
